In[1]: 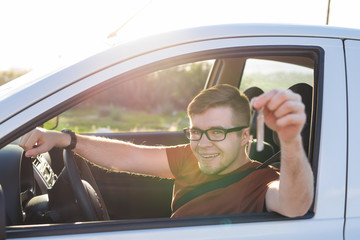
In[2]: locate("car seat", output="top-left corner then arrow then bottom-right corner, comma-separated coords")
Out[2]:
289,83 -> 312,155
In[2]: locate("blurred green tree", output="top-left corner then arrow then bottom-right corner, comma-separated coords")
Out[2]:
80,61 -> 212,113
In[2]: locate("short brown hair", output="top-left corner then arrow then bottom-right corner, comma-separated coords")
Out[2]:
187,84 -> 250,126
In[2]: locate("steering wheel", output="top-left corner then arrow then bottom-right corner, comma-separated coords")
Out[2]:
63,149 -> 109,221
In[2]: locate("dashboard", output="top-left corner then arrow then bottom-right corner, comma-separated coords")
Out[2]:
32,154 -> 57,192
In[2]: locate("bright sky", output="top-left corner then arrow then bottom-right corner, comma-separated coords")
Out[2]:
0,0 -> 359,71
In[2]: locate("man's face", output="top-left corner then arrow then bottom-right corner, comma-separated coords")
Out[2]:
189,106 -> 248,175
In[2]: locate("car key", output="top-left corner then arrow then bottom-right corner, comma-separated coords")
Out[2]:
255,108 -> 264,151
249,100 -> 264,152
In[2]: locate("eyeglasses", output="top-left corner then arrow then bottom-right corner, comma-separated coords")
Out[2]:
183,126 -> 248,142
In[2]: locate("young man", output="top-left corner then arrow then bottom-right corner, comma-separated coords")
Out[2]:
19,84 -> 314,218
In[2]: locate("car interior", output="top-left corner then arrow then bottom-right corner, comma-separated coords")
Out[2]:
0,48 -> 319,235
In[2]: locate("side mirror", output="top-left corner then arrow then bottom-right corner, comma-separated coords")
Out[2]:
0,185 -> 6,240
43,116 -> 59,130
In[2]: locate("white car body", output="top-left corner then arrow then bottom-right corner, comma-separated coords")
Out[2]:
1,24 -> 360,239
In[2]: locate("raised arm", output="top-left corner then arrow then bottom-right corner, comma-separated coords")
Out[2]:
252,89 -> 314,217
19,128 -> 174,178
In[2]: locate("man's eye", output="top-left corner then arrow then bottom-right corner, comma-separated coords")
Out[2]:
191,129 -> 201,135
210,129 -> 224,135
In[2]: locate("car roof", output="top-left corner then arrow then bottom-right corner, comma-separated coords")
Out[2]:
1,23 -> 359,124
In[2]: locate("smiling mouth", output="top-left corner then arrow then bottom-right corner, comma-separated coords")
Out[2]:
200,153 -> 220,158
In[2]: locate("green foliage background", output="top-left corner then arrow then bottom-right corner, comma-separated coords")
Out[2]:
61,62 -> 212,133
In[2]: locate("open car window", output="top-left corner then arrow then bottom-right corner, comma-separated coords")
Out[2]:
42,52 -> 317,222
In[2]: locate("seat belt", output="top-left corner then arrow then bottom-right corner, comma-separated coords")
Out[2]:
257,151 -> 280,169
173,167 -> 256,212
172,151 -> 280,212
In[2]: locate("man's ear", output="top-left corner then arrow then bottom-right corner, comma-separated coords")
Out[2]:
241,128 -> 250,146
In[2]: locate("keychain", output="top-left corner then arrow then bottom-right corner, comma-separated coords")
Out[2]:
255,108 -> 264,151
249,99 -> 264,152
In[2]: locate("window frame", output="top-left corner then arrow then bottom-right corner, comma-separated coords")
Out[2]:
6,44 -> 324,238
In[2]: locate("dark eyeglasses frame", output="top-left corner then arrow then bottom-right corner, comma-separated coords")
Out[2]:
183,126 -> 248,142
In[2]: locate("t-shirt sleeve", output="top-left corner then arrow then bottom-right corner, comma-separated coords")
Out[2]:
166,144 -> 191,178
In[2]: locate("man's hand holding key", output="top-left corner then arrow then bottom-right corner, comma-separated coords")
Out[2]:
251,89 -> 306,145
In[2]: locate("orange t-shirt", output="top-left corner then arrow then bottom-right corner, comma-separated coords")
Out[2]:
166,144 -> 279,218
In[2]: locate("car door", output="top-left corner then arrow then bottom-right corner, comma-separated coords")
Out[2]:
5,33 -> 347,239
344,39 -> 360,239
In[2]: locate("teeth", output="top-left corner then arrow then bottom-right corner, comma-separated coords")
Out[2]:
201,153 -> 219,158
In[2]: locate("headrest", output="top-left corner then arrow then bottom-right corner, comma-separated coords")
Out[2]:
289,83 -> 312,119
244,87 -> 264,100
288,83 -> 313,154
